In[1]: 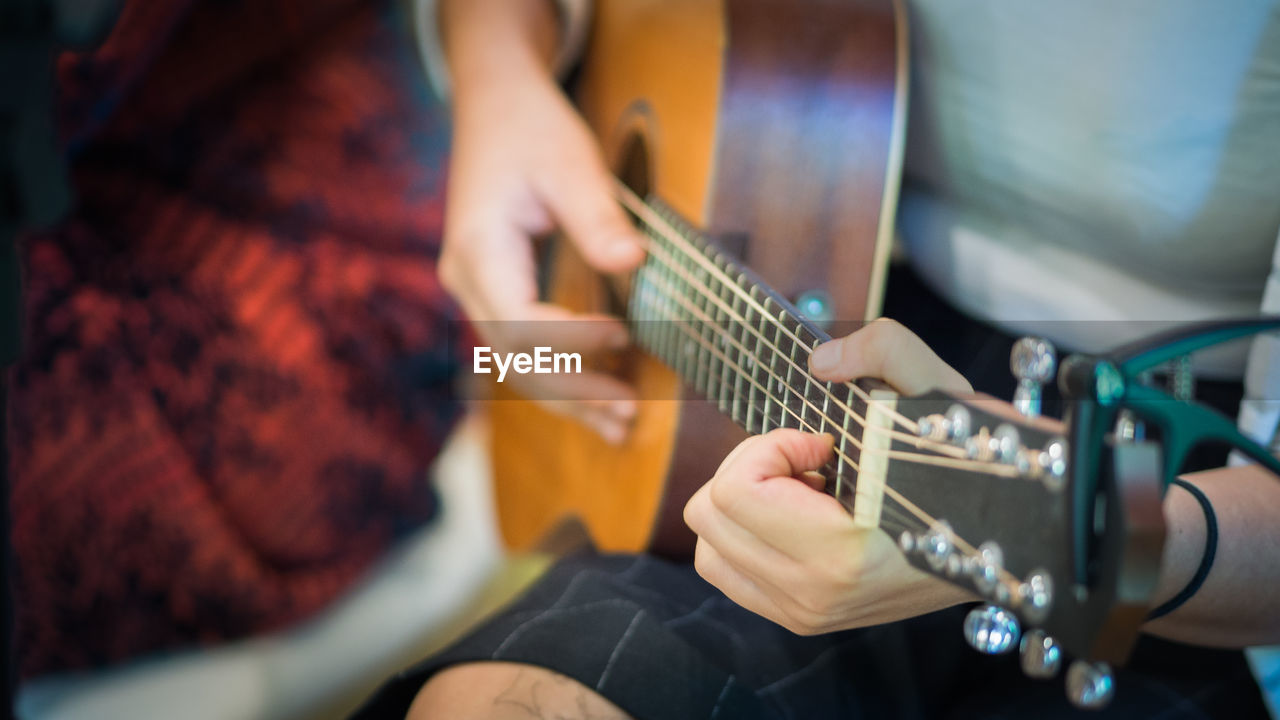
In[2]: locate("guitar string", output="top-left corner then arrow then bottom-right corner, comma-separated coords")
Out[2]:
616,183 -> 924,438
634,238 -> 1018,474
647,298 -> 1023,589
629,222 -> 997,570
628,254 -> 928,537
616,188 -> 1039,586
643,303 -> 945,534
618,188 -> 1038,589
640,263 -> 1029,561
611,183 -> 1028,588
634,249 -> 1021,479
636,238 -> 928,454
652,310 -> 958,535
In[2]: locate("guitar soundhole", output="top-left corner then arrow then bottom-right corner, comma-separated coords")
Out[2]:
617,130 -> 652,202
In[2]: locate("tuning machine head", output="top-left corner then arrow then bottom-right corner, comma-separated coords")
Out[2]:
1019,629 -> 1061,679
1010,337 -> 1057,417
962,604 -> 1020,655
1066,660 -> 1115,709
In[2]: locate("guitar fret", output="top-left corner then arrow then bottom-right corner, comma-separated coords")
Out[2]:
690,252 -> 709,391
621,195 -> 924,543
783,311 -> 803,429
712,255 -> 733,413
781,315 -> 802,429
698,260 -> 716,399
646,260 -> 666,357
766,299 -> 788,430
743,290 -> 760,433
752,285 -> 773,430
688,258 -> 706,395
627,200 -> 852,464
720,256 -> 739,410
643,233 -> 664,364
833,383 -> 858,511
819,380 -> 833,437
629,264 -> 649,343
632,243 -> 659,357
815,381 -> 832,436
797,323 -> 830,436
728,283 -> 748,424
700,260 -> 721,402
793,321 -> 815,432
633,269 -> 651,350
674,244 -> 697,380
716,265 -> 733,408
746,300 -> 779,423
658,232 -> 683,371
742,287 -> 761,433
758,295 -> 774,433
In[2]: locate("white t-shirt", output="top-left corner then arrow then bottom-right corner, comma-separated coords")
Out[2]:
416,0 -> 1280,449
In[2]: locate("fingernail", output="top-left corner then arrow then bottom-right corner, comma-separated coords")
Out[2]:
811,341 -> 842,373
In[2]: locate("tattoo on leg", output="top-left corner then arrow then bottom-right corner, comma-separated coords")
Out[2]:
493,668 -> 630,720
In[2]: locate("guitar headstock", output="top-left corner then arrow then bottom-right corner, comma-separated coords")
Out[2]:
867,337 -> 1165,710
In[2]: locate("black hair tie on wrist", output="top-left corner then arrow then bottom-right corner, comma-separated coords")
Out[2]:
1147,478 -> 1218,621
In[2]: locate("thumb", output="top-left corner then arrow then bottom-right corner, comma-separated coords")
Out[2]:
808,318 -> 972,395
725,429 -> 835,484
537,156 -> 646,273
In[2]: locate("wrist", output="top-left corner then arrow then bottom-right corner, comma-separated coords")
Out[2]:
442,0 -> 560,103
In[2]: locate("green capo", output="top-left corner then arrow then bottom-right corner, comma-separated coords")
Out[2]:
1059,317 -> 1280,586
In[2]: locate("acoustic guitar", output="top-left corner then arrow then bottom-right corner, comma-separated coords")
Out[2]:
491,0 -> 907,558
484,0 -> 1280,708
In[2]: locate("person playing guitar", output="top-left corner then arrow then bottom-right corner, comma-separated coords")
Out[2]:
356,0 -> 1280,717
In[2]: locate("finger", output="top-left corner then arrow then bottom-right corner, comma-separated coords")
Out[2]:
703,431 -> 869,564
719,429 -> 834,485
712,434 -> 832,485
686,481 -> 809,596
441,224 -> 540,325
696,469 -> 857,573
558,400 -> 632,446
692,540 -> 793,629
535,149 -> 645,274
523,372 -> 637,408
807,318 -> 972,395
493,303 -> 631,355
799,470 -> 827,491
712,434 -> 765,476
445,224 -> 634,356
510,370 -> 638,437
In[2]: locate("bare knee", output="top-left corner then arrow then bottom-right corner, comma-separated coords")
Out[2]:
407,662 -> 633,720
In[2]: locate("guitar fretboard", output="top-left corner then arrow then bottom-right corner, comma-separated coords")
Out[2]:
625,196 -> 872,513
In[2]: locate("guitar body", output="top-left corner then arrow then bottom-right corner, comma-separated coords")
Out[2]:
491,0 -> 908,556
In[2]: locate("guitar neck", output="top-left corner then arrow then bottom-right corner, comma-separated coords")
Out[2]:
624,194 -> 887,520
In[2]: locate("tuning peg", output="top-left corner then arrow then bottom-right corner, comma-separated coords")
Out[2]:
963,604 -> 1020,655
1019,630 -> 1061,679
1066,660 -> 1115,710
1010,337 -> 1057,417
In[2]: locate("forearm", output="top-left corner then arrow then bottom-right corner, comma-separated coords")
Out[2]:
440,0 -> 561,103
1143,463 -> 1280,646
